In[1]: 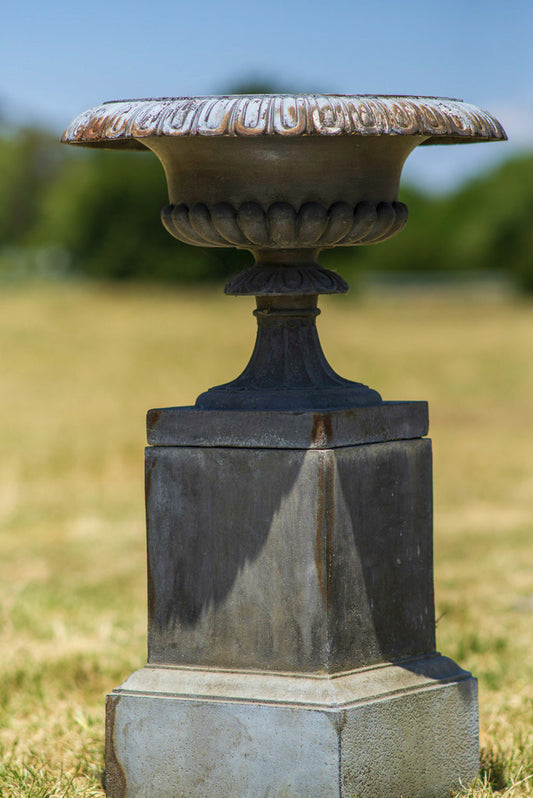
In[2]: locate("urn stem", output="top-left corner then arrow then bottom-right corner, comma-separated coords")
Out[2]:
195,294 -> 382,411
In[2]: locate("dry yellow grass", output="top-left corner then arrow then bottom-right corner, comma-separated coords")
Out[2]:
0,281 -> 531,796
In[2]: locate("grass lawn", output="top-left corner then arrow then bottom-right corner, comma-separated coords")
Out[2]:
0,281 -> 531,797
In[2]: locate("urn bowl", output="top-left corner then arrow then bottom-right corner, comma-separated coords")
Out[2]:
62,94 -> 506,410
63,94 -> 506,257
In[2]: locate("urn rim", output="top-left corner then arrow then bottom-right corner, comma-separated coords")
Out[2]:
61,93 -> 507,149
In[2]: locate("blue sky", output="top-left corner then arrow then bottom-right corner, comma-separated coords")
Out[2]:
2,0 -> 531,191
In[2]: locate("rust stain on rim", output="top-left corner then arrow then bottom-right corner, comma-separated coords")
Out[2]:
311,412 -> 333,447
315,450 -> 336,616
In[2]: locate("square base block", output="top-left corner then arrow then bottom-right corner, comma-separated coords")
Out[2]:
105,655 -> 479,798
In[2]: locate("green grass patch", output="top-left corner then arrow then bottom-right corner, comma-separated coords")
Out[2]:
1,283 -> 531,796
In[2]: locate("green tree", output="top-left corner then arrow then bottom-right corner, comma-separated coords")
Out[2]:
325,153 -> 533,291
0,128 -> 63,246
2,119 -> 530,292
444,154 -> 533,291
35,147 -> 251,282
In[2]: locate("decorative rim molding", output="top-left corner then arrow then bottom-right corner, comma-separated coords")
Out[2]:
161,200 -> 408,250
62,94 -> 507,148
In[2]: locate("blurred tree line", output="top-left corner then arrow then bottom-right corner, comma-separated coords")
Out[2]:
0,125 -> 532,291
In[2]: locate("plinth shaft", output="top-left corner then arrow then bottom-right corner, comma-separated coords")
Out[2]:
146,437 -> 434,672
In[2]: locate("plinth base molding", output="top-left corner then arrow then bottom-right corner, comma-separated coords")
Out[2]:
105,654 -> 478,798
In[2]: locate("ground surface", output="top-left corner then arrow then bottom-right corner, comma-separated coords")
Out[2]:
0,282 -> 531,797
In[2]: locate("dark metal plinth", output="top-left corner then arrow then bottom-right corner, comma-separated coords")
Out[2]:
104,402 -> 479,798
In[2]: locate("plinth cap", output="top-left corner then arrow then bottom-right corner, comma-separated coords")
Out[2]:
62,94 -> 506,149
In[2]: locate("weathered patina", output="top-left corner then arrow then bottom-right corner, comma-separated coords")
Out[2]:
62,93 -> 506,798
